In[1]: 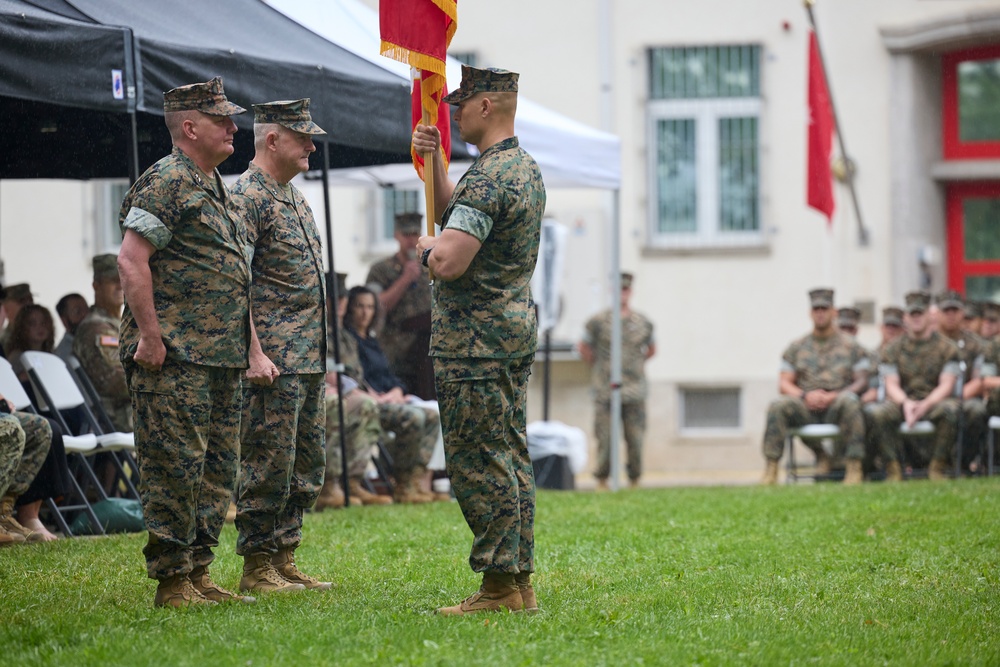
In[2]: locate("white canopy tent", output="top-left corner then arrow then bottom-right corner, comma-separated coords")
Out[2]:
266,0 -> 631,491
264,0 -> 621,190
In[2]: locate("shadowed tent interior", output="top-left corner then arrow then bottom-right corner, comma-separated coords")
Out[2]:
0,0 -> 471,180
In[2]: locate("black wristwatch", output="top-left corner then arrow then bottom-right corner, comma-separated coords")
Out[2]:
421,247 -> 432,267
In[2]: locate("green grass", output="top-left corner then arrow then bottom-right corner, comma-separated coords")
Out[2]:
2,479 -> 999,666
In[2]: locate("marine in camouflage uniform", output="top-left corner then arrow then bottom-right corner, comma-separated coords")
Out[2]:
868,291 -> 961,480
118,77 -> 251,606
230,99 -> 331,592
936,290 -> 988,470
415,65 -> 545,615
0,411 -> 51,545
977,336 -> 1000,443
579,272 -> 655,486
73,254 -> 131,431
761,288 -> 870,485
366,213 -> 436,400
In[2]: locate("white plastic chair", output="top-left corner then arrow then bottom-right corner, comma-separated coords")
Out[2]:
785,423 -> 841,484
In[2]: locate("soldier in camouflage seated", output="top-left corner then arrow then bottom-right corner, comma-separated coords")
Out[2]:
760,288 -> 870,485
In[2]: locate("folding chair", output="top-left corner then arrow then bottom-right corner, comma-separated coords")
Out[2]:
0,356 -> 105,536
986,416 -> 999,476
785,424 -> 841,484
20,351 -> 138,500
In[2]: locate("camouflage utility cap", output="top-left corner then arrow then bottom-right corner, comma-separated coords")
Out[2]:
92,254 -> 119,281
621,272 -> 634,289
4,283 -> 31,301
442,65 -> 519,105
253,98 -> 325,135
882,306 -> 904,327
904,290 -> 931,314
163,76 -> 246,115
935,289 -> 964,310
395,212 -> 422,234
809,288 -> 834,309
838,306 -> 861,327
965,300 -> 983,319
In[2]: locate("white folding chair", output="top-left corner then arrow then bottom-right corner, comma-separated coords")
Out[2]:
20,351 -> 138,499
987,415 -> 1000,476
0,356 -> 104,536
785,423 -> 841,484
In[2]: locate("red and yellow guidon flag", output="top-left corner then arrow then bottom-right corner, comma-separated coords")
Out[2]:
380,0 -> 456,180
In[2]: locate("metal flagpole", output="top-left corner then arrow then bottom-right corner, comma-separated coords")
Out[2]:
320,139 -> 351,507
609,189 -> 622,490
804,0 -> 869,246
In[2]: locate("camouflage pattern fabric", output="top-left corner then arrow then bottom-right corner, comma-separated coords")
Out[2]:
0,415 -> 25,497
941,329 -> 986,384
325,389 -> 379,479
126,355 -> 242,580
236,373 -> 325,556
333,321 -> 436,474
366,255 -> 434,397
780,331 -> 871,393
252,98 -> 325,135
584,309 -> 654,403
73,305 -> 132,431
119,147 -> 251,369
593,401 -> 646,480
866,398 -> 959,465
232,163 -> 327,375
436,355 -> 534,574
762,393 -> 866,461
431,135 -> 543,576
442,65 -> 519,104
162,76 -> 245,115
378,401 -> 437,473
879,331 -> 961,401
8,412 -> 52,497
431,136 -> 545,360
942,330 -> 988,466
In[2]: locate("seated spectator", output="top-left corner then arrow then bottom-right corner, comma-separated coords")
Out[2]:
837,306 -> 861,337
0,413 -> 26,546
964,301 -> 983,337
342,285 -> 445,503
760,288 -> 870,485
0,283 -> 34,353
867,291 -> 961,481
0,393 -> 55,543
54,293 -> 89,363
981,302 -> 1000,342
73,254 -> 130,431
6,304 -> 55,385
316,275 -> 392,509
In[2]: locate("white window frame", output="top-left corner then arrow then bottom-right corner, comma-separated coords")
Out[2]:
647,97 -> 764,250
94,179 -> 130,253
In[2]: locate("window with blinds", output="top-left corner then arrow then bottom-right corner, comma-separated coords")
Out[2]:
648,45 -> 763,249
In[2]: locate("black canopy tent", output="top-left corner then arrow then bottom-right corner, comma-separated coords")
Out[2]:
0,0 -> 470,178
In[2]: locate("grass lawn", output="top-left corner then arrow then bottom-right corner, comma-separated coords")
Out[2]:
1,478 -> 998,666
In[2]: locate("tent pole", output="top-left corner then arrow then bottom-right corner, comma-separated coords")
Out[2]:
321,139 -> 351,507
125,28 -> 140,184
609,188 -> 622,491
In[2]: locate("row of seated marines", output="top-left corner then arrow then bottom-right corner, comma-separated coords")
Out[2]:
761,287 -> 1000,485
0,254 -> 447,545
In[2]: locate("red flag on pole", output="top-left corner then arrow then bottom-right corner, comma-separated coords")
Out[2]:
807,30 -> 835,223
380,0 -> 456,180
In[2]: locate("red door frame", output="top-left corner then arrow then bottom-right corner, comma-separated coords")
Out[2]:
942,45 -> 1000,159
947,182 -> 1000,293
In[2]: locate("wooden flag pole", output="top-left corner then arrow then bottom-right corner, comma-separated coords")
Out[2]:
422,108 -> 436,281
804,0 -> 869,246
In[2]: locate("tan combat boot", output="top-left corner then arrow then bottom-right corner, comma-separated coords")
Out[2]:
393,471 -> 431,504
928,458 -> 950,481
884,460 -> 903,482
0,522 -> 26,547
272,548 -> 332,591
760,460 -> 779,485
595,478 -> 610,492
814,451 -> 832,476
0,494 -> 40,543
514,572 -> 539,613
240,553 -> 307,593
843,459 -> 864,485
437,572 -> 524,616
348,477 -> 393,505
189,565 -> 256,604
412,466 -> 449,502
154,574 -> 217,608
